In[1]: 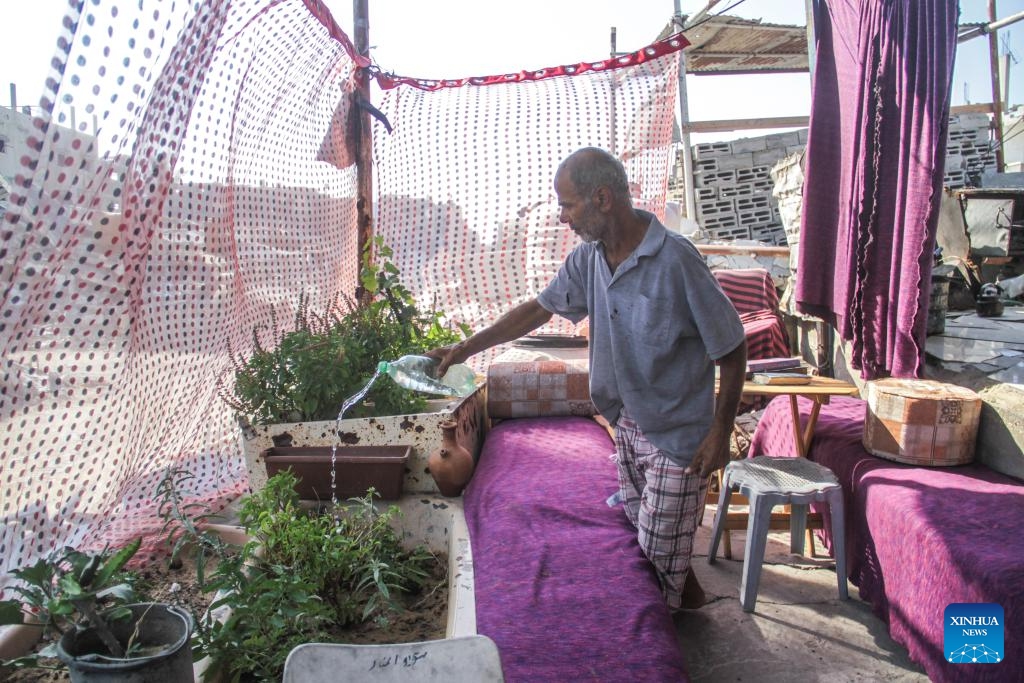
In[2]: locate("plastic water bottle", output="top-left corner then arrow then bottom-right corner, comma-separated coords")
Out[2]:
377,355 -> 477,397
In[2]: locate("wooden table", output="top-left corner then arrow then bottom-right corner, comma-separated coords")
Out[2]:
734,376 -> 861,456
709,375 -> 860,559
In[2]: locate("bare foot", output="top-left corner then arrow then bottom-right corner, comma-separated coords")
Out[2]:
678,570 -> 707,610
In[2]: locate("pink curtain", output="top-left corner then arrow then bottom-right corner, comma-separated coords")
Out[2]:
795,0 -> 959,379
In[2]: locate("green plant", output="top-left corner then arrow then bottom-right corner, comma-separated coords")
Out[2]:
0,539 -> 143,669
157,467 -> 439,683
221,236 -> 471,424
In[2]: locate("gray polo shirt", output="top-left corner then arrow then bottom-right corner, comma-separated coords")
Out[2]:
537,211 -> 745,465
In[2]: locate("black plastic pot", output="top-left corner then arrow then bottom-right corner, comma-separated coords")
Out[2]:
976,296 -> 1004,317
56,603 -> 193,683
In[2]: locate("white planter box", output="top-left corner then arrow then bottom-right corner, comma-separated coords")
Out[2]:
194,496 -> 476,682
239,385 -> 487,496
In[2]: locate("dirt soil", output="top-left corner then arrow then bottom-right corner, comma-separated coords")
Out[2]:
1,550 -> 447,682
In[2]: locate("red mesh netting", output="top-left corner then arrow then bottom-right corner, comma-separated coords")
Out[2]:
0,0 -> 682,590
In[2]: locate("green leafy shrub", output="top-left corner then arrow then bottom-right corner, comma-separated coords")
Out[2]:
0,539 -> 143,669
158,467 -> 438,682
222,237 -> 471,424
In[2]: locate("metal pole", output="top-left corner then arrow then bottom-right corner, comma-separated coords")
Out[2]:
956,10 -> 1024,42
989,0 -> 1006,171
673,2 -> 696,221
610,26 -> 617,156
1002,51 -> 1011,107
353,0 -> 374,287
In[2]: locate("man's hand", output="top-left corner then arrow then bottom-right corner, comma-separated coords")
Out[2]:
686,340 -> 746,478
424,342 -> 468,377
684,424 -> 732,479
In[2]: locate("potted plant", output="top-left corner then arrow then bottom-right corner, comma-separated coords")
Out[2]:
222,237 -> 471,425
221,237 -> 486,496
0,539 -> 193,681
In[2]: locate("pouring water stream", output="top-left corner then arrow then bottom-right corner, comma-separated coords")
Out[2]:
331,368 -> 382,505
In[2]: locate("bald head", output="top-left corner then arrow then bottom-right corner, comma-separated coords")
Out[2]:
556,147 -> 632,206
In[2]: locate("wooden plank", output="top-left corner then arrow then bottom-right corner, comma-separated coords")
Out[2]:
681,115 -> 809,134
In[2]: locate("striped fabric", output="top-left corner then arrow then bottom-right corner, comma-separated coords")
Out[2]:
713,268 -> 790,360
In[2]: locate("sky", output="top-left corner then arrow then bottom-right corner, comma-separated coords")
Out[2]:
0,0 -> 1021,144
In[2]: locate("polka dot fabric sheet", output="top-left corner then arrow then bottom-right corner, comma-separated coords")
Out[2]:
0,0 -> 683,591
373,38 -> 683,367
0,0 -> 363,587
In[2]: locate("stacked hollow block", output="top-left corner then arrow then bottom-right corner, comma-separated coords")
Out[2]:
668,129 -> 809,246
667,112 -> 994,245
943,112 -> 996,188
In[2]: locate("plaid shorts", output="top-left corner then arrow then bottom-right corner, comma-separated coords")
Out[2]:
614,407 -> 707,609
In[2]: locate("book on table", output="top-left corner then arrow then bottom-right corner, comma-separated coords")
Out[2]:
750,372 -> 813,386
746,357 -> 807,378
749,358 -> 802,374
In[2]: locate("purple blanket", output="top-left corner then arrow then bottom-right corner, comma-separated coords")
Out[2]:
464,416 -> 687,682
750,396 -> 1024,683
797,1 -> 958,379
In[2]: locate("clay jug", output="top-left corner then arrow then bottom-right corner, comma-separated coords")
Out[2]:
429,419 -> 474,497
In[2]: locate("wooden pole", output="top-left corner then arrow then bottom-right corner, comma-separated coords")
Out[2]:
988,0 -> 1005,172
353,0 -> 374,293
673,2 -> 696,222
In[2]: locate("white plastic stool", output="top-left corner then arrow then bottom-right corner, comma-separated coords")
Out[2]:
708,456 -> 849,612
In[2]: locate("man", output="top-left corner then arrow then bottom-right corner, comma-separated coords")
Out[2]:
429,147 -> 747,611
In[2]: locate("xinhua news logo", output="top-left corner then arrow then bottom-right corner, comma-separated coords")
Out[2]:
944,603 -> 1004,664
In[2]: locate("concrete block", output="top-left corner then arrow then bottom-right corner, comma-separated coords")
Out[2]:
797,128 -> 809,143
944,153 -> 964,169
958,141 -> 978,155
693,141 -> 733,160
730,137 -> 768,154
753,147 -> 788,167
716,152 -> 755,171
785,145 -> 806,155
702,213 -> 740,231
706,224 -> 752,241
948,128 -> 976,141
695,169 -> 737,187
976,384 -> 1024,480
736,166 -> 771,184
720,183 -> 756,199
943,171 -> 966,189
736,193 -> 772,212
738,208 -> 773,226
697,198 -> 736,219
764,131 -> 801,149
956,112 -> 991,129
695,157 -> 719,172
696,186 -> 717,201
751,222 -> 788,245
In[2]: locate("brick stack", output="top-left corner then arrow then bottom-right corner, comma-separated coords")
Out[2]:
943,112 -> 996,188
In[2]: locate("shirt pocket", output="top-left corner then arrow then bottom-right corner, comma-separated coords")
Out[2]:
631,294 -> 681,347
